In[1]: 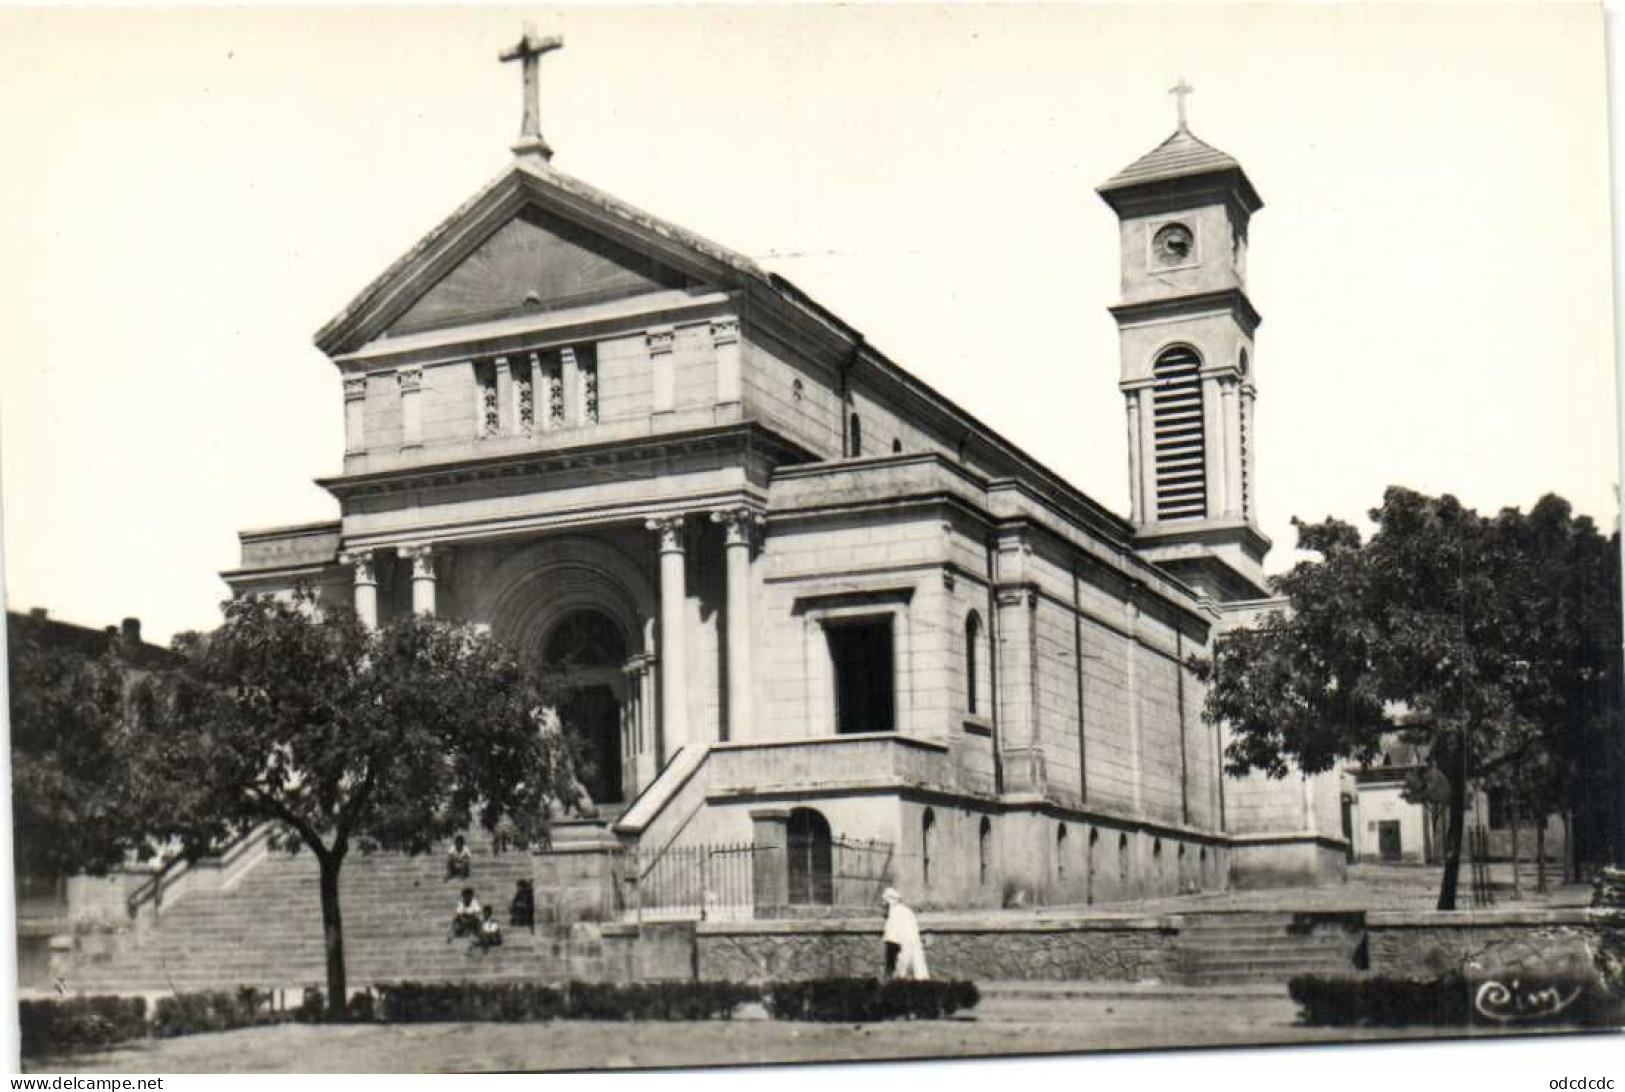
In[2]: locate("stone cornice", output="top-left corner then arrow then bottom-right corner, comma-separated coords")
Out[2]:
315,421 -> 812,502
1108,286 -> 1262,335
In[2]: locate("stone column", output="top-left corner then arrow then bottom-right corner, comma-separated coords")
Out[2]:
712,507 -> 758,742
1125,389 -> 1143,525
340,549 -> 380,630
646,515 -> 689,757
401,543 -> 439,616
1221,378 -> 1242,518
750,808 -> 791,918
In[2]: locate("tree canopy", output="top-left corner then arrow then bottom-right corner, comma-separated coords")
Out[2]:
1198,487 -> 1622,909
128,592 -> 577,1016
8,630 -> 143,880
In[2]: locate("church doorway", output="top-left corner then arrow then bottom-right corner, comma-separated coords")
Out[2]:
545,609 -> 630,806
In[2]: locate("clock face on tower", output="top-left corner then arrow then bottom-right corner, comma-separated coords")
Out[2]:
1152,222 -> 1195,266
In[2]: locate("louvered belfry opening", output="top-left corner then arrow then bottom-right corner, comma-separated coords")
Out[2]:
1152,346 -> 1207,521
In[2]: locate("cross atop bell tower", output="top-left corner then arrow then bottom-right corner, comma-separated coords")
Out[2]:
500,23 -> 564,161
1169,78 -> 1194,131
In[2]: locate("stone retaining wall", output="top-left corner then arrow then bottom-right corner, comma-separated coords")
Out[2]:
690,915 -> 1178,983
1366,909 -> 1610,981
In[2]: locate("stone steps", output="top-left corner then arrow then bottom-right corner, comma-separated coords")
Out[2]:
1170,911 -> 1360,986
68,832 -> 590,994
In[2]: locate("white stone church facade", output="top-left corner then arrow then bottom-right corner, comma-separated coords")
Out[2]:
224,70 -> 1347,911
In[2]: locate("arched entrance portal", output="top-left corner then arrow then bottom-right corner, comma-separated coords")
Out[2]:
545,610 -> 629,806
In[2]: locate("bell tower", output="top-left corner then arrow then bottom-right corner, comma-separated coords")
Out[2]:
1098,86 -> 1270,602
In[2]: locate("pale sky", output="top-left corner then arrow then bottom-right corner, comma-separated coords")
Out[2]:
0,3 -> 1617,645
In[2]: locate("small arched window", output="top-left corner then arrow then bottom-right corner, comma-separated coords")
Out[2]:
1056,824 -> 1068,880
1118,833 -> 1130,887
921,808 -> 935,891
787,808 -> 834,906
848,414 -> 863,457
1151,345 -> 1206,522
978,817 -> 993,887
964,612 -> 983,715
891,438 -> 902,453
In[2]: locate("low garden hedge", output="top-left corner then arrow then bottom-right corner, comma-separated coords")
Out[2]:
22,976 -> 980,1055
1290,973 -> 1623,1029
153,988 -> 283,1038
373,981 -> 761,1023
765,978 -> 980,1022
19,995 -> 149,1057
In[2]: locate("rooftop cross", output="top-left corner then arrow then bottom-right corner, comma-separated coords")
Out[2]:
500,23 -> 564,160
1169,77 -> 1194,131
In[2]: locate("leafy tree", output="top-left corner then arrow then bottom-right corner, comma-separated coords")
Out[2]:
1198,487 -> 1621,910
8,633 -> 143,880
127,592 -> 576,1018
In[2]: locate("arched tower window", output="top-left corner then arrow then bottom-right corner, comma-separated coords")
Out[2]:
787,808 -> 834,906
848,414 -> 863,457
1151,345 -> 1206,521
1238,349 -> 1252,518
978,817 -> 993,887
964,611 -> 983,715
1118,832 -> 1130,888
1056,823 -> 1068,881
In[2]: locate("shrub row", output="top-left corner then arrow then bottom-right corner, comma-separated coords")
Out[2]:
765,979 -> 980,1023
19,996 -> 150,1057
1290,973 -> 1623,1029
23,977 -> 981,1055
373,981 -> 761,1023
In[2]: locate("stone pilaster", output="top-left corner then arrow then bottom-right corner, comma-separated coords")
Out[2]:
1220,377 -> 1242,518
1201,375 -> 1226,518
343,375 -> 366,454
1125,389 -> 1143,525
750,808 -> 791,918
646,514 -> 689,757
711,506 -> 759,742
711,316 -> 741,406
648,327 -> 676,415
397,366 -> 423,449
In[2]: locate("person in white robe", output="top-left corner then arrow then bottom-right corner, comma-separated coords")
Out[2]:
881,887 -> 929,980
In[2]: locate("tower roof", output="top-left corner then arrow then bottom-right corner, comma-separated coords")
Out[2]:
1097,127 -> 1262,212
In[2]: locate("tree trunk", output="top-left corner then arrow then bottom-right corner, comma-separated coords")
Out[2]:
1536,818 -> 1548,894
317,853 -> 347,1021
1437,744 -> 1468,911
1509,799 -> 1522,900
1562,806 -> 1576,884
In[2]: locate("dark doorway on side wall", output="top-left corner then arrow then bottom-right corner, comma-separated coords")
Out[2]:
826,617 -> 895,734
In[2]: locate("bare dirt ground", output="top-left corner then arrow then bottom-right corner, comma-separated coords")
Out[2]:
33,994 -> 1590,1074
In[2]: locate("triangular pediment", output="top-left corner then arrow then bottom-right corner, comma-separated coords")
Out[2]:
386,204 -> 692,338
317,160 -> 771,357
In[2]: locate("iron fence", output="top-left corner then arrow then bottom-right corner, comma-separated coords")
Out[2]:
618,842 -> 766,922
617,835 -> 900,921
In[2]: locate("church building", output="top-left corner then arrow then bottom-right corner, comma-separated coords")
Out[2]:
224,33 -> 1347,912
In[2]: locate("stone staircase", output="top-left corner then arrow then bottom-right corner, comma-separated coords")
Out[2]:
1171,912 -> 1362,987
70,837 -> 571,995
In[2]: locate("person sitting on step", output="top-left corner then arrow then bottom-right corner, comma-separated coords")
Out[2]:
474,905 -> 503,952
448,887 -> 482,941
509,879 -> 535,933
445,834 -> 472,881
